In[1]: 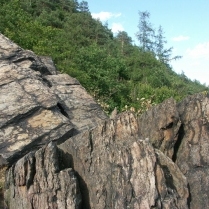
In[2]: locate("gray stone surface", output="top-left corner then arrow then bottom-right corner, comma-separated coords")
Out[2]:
39,56 -> 58,75
44,74 -> 107,131
175,93 -> 209,209
58,112 -> 188,209
138,98 -> 181,158
0,33 -> 107,167
155,149 -> 188,209
4,142 -> 82,209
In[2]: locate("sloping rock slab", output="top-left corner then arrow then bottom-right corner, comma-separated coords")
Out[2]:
0,35 -> 51,75
0,33 -> 107,167
0,108 -> 74,166
45,74 -> 107,131
0,77 -> 58,128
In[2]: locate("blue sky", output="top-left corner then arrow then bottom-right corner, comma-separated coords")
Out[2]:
87,0 -> 209,86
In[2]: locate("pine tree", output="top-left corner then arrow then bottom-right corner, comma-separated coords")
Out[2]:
155,25 -> 182,63
78,1 -> 89,13
116,31 -> 132,55
136,11 -> 154,51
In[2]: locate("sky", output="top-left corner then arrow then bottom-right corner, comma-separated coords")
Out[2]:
86,0 -> 209,86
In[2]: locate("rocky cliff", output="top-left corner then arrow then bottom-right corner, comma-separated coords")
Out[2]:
0,33 -> 209,209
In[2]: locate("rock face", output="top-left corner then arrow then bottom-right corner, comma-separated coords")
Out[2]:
0,34 -> 107,167
58,113 -> 188,209
4,142 -> 82,209
175,94 -> 209,209
0,33 -> 209,209
138,98 -> 181,158
4,112 -> 189,209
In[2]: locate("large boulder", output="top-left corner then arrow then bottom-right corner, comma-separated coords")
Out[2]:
0,33 -> 107,167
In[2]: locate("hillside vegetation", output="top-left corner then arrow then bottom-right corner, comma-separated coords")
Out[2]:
0,0 -> 208,113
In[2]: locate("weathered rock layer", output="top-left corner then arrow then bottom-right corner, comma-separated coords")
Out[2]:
0,34 -> 107,167
0,33 -> 209,209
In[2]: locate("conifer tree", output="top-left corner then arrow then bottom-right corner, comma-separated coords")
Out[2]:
116,31 -> 132,55
155,25 -> 181,63
136,11 -> 154,51
78,1 -> 89,13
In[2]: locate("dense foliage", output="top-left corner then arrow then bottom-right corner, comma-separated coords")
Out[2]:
0,0 -> 208,113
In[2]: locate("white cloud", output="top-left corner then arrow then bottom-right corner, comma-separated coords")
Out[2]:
91,12 -> 121,22
186,42 -> 209,59
172,35 -> 190,42
111,23 -> 124,33
171,42 -> 209,85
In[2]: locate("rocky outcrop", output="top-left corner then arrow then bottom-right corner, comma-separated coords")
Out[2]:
175,94 -> 209,209
4,112 -> 189,209
4,142 -> 82,209
58,113 -> 188,209
0,34 -> 107,167
0,33 -> 209,209
138,94 -> 209,209
138,98 -> 181,158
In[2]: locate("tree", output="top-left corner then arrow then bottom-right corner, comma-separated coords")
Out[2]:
78,1 -> 89,13
155,25 -> 182,63
136,11 -> 154,51
116,31 -> 133,55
